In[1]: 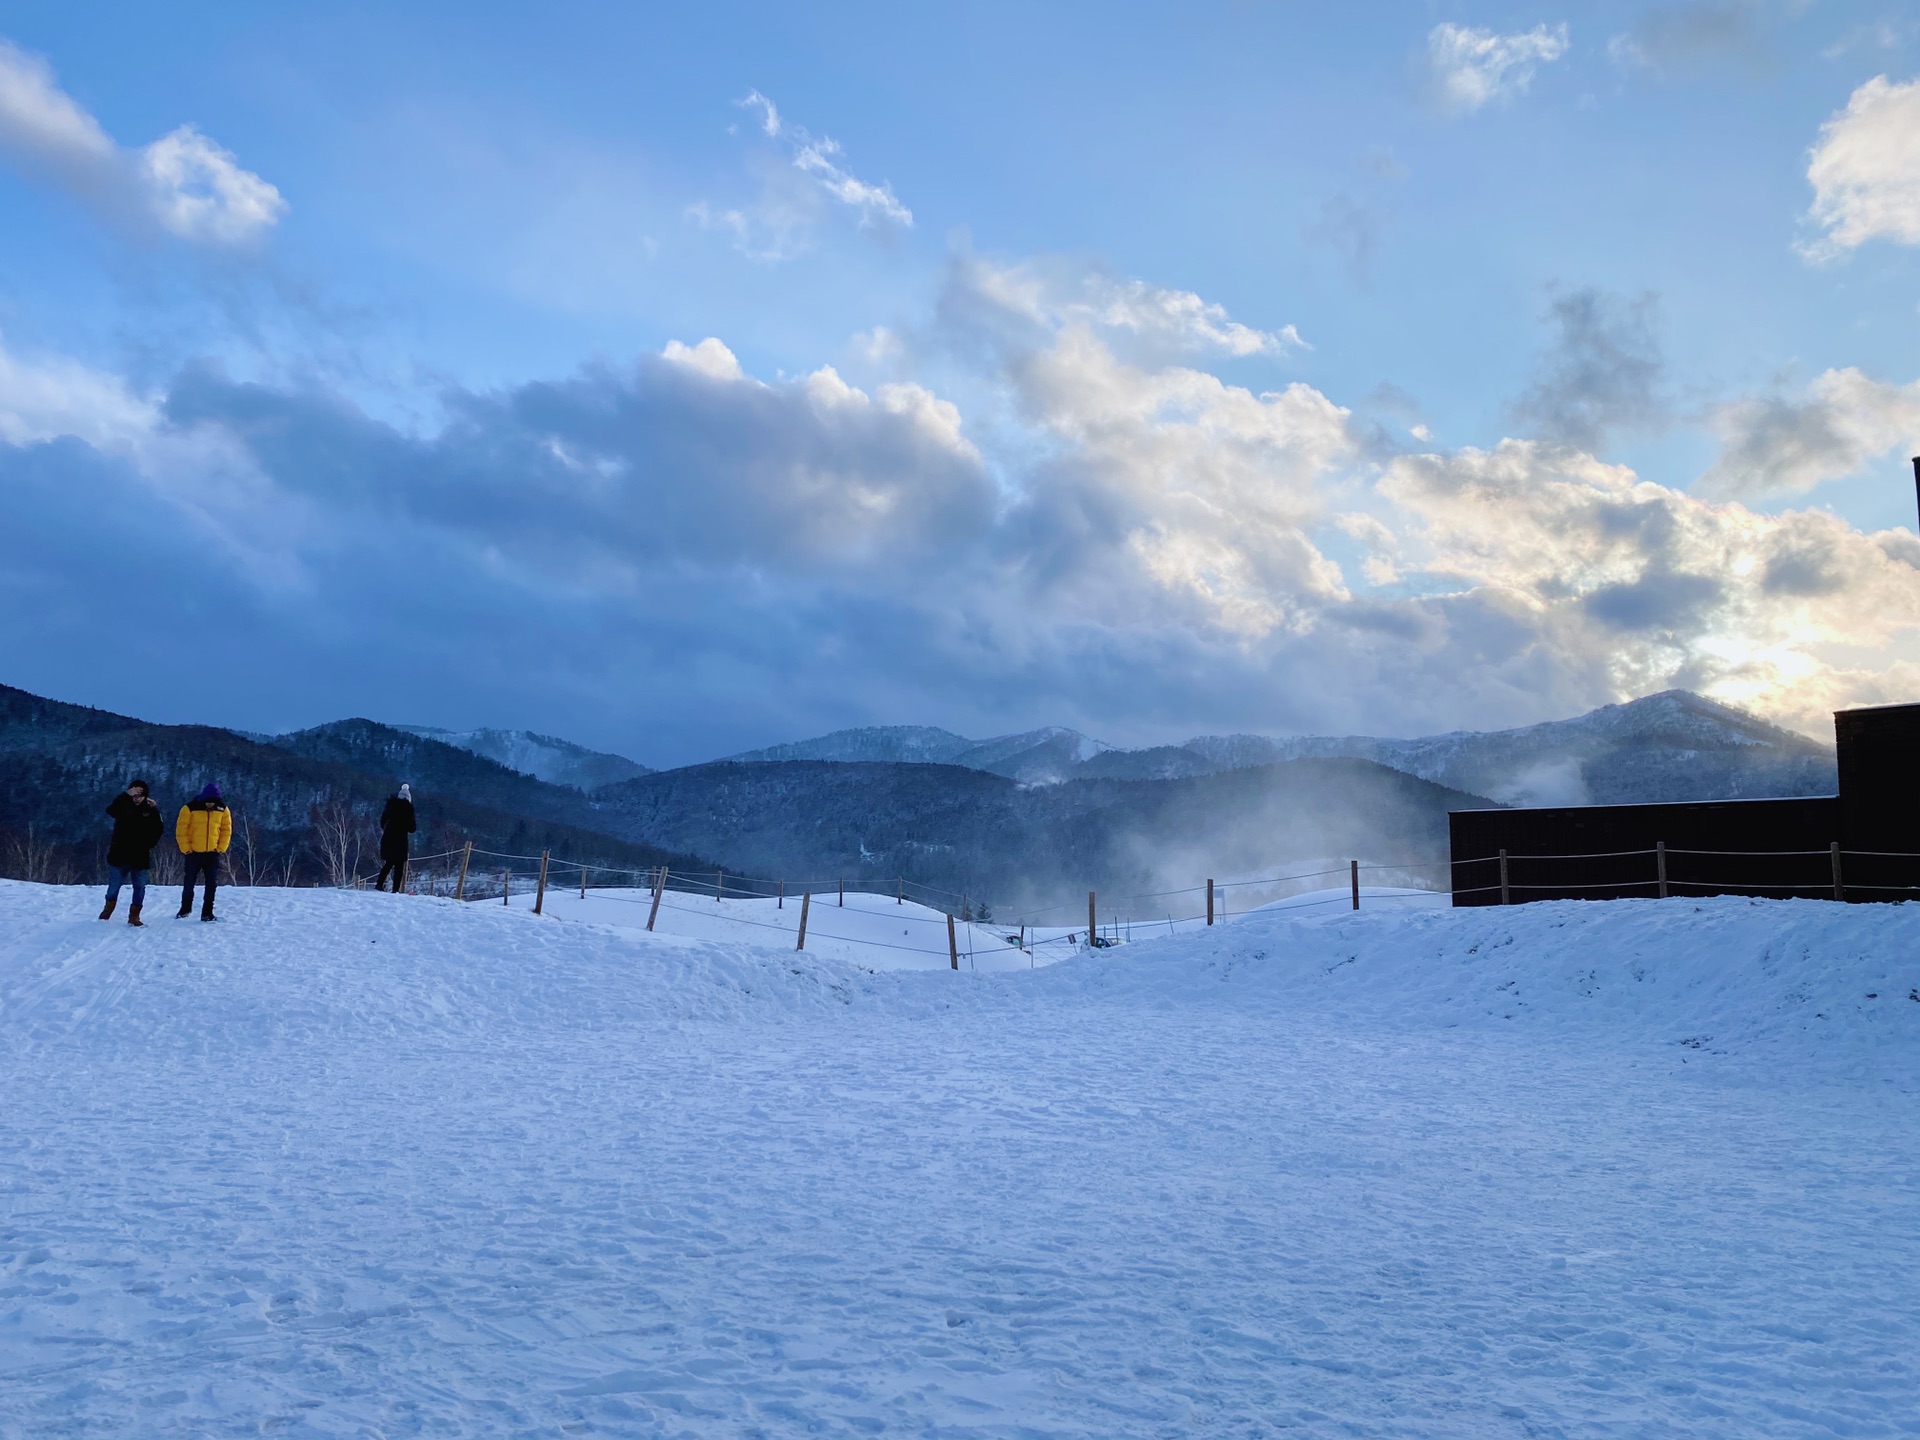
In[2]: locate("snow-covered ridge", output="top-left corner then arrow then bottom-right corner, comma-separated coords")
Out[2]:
721,690 -> 1834,801
723,723 -> 1115,783
393,725 -> 651,790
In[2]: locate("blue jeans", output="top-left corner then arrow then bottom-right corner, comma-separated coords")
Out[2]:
106,866 -> 147,907
181,853 -> 220,914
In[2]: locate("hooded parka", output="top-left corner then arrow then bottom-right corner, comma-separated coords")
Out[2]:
106,791 -> 165,870
176,796 -> 233,854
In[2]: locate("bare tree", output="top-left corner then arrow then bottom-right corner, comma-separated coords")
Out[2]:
309,802 -> 372,890
2,824 -> 74,884
151,845 -> 183,886
231,813 -> 263,886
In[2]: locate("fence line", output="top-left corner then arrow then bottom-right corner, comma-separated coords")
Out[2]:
348,833 -> 1920,951
356,843 -> 1459,959
1454,841 -> 1920,906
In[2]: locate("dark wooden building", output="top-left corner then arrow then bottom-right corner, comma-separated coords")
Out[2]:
1450,702 -> 1920,906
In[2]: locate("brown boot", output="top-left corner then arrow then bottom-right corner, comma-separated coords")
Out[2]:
127,903 -> 144,928
100,897 -> 117,920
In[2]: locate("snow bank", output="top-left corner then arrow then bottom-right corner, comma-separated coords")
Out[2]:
1041,892 -> 1920,1081
1,879 -> 1915,1437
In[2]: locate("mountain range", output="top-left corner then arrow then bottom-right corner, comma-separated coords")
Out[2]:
710,690 -> 1835,803
0,681 -> 1843,908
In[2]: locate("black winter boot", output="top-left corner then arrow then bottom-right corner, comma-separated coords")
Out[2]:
99,897 -> 117,920
127,903 -> 144,928
177,902 -> 192,919
200,904 -> 217,922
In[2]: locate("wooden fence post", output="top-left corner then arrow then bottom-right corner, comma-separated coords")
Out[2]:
534,850 -> 550,915
947,911 -> 958,970
796,890 -> 810,950
1656,841 -> 1668,899
579,863 -> 588,900
715,870 -> 724,903
1206,878 -> 1214,926
778,879 -> 784,910
502,869 -> 510,905
839,877 -> 844,907
1350,860 -> 1360,911
1088,890 -> 1096,944
647,868 -> 667,931
897,877 -> 903,905
455,841 -> 472,900
1498,849 -> 1511,906
1831,842 -> 1845,903
1018,922 -> 1026,952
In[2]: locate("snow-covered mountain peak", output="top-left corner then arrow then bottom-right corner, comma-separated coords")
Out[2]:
395,726 -> 651,791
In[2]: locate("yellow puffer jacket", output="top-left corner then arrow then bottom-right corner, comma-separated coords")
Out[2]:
176,802 -> 233,854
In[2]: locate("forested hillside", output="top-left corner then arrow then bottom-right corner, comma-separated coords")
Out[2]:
0,687 -> 711,886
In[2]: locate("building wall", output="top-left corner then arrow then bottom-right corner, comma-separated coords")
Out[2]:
1449,796 -> 1843,906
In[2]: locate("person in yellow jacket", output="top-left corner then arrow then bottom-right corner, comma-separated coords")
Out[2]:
176,783 -> 232,921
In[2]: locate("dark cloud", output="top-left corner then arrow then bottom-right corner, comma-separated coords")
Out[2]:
1761,533 -> 1846,597
1582,571 -> 1723,631
1510,288 -> 1666,453
1700,368 -> 1920,499
1305,193 -> 1383,285
1610,1 -> 1776,73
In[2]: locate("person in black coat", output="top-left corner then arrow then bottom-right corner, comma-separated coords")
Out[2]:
101,778 -> 165,925
376,784 -> 417,892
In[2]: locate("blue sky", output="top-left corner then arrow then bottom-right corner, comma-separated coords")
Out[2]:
1,1 -> 1917,763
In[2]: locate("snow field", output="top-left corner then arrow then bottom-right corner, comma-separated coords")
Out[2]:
1,879 -> 1916,1437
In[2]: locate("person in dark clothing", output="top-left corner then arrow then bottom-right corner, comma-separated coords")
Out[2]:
101,778 -> 165,926
175,783 -> 232,921
376,783 -> 417,892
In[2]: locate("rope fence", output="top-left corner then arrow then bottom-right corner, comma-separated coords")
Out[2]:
342,839 -> 1468,966
1453,839 -> 1920,906
340,833 -> 1920,963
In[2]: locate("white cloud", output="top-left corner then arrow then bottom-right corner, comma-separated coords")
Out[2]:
732,89 -> 911,233
0,37 -> 285,245
740,89 -> 782,138
0,334 -> 155,450
1701,367 -> 1920,497
139,125 -> 288,244
661,336 -> 748,383
0,37 -> 115,176
1802,74 -> 1920,258
792,135 -> 912,228
1085,279 -> 1306,357
954,257 -> 1306,361
1428,22 -> 1571,113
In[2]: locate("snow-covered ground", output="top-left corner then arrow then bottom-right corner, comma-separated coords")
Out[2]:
1,878 -> 1915,1436
523,886 -> 1057,970
515,881 -> 1449,971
